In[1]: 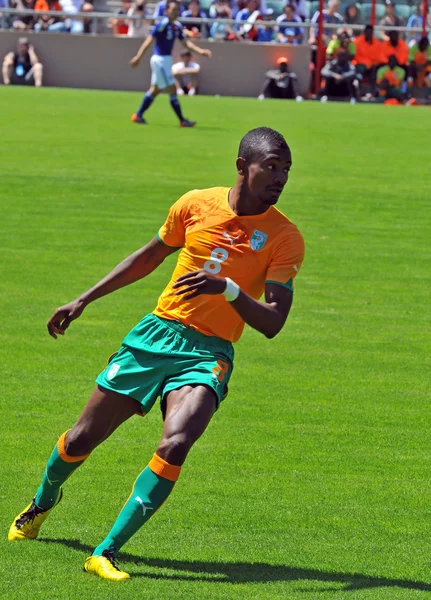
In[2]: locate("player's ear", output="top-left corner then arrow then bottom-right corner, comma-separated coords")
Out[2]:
236,157 -> 246,175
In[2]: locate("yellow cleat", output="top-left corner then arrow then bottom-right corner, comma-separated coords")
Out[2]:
8,488 -> 63,541
84,551 -> 130,581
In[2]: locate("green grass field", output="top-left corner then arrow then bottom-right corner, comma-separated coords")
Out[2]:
0,87 -> 430,599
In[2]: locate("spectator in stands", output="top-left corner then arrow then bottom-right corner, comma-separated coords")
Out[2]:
110,0 -> 132,35
2,37 -> 43,86
381,30 -> 408,66
276,4 -> 303,44
0,0 -> 12,29
310,0 -> 343,47
12,0 -> 35,30
283,0 -> 308,21
236,0 -> 258,24
182,0 -> 208,38
236,0 -> 262,40
34,0 -> 63,31
127,1 -> 149,37
376,54 -> 405,101
172,49 -> 200,94
353,24 -> 382,87
344,3 -> 361,26
255,12 -> 275,41
79,2 -> 95,32
407,36 -> 431,96
327,30 -> 356,60
258,56 -> 302,100
209,0 -> 230,17
209,0 -> 238,39
320,49 -> 359,102
378,0 -> 404,42
47,0 -> 95,32
153,0 -> 184,17
407,2 -> 427,43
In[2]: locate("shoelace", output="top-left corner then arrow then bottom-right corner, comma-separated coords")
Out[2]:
15,501 -> 44,529
102,549 -> 121,572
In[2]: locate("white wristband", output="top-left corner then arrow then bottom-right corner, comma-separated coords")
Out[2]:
223,277 -> 240,302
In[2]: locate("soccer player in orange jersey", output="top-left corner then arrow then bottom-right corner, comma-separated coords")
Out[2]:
8,127 -> 305,581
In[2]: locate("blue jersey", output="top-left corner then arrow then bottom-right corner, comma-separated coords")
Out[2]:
151,17 -> 184,56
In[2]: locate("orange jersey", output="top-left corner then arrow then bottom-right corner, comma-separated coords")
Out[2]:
153,187 -> 305,343
353,35 -> 382,68
380,39 -> 409,66
34,0 -> 61,10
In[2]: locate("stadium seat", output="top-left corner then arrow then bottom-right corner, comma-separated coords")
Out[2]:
362,2 -> 385,21
310,0 -> 319,17
397,4 -> 414,19
199,0 -> 213,9
265,0 -> 284,16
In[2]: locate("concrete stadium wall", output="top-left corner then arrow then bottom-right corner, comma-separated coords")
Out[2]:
0,31 -> 310,96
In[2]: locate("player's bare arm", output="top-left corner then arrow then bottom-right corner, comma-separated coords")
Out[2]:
130,35 -> 154,66
47,236 -> 177,339
174,65 -> 201,75
182,38 -> 212,57
173,271 -> 292,338
28,45 -> 39,66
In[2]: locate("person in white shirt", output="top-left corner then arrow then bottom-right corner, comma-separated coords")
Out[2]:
127,1 -> 149,37
172,49 -> 200,95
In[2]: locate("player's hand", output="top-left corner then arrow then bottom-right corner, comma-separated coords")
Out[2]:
47,299 -> 86,339
201,49 -> 212,58
172,269 -> 226,299
130,55 -> 140,67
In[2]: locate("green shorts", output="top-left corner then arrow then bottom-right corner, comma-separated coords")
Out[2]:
96,314 -> 234,415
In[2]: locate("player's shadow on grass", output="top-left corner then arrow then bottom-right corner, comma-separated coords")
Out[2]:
40,537 -> 431,593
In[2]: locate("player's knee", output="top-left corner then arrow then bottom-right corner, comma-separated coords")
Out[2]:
34,62 -> 43,73
65,426 -> 96,456
157,432 -> 193,465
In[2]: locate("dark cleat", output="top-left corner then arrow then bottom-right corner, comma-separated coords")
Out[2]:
180,119 -> 196,128
131,114 -> 147,124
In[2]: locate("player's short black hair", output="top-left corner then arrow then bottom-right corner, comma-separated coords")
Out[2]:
238,127 -> 290,163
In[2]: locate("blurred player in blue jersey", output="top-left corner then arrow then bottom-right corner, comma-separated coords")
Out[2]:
130,0 -> 211,127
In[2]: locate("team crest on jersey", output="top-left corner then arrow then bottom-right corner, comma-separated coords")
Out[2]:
250,230 -> 268,251
107,363 -> 121,381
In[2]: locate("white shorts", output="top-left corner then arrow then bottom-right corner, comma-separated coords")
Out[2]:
150,54 -> 175,89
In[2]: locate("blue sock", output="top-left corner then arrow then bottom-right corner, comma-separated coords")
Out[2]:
137,92 -> 154,117
169,95 -> 184,122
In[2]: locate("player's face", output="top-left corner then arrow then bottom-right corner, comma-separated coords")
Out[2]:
246,148 -> 292,206
17,42 -> 29,56
167,2 -> 180,19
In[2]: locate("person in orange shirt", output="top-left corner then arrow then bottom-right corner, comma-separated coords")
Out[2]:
8,127 -> 305,582
34,0 -> 61,9
380,30 -> 409,67
34,0 -> 63,31
353,24 -> 382,86
376,54 -> 406,101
